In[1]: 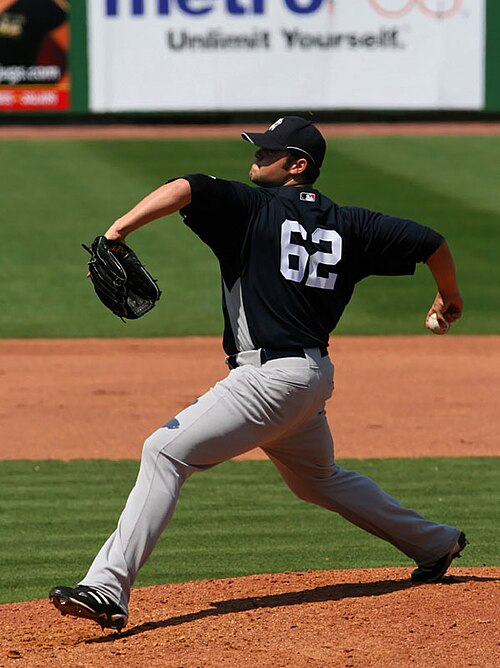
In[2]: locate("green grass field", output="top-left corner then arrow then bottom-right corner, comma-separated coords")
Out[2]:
0,457 -> 497,604
1,135 -> 499,336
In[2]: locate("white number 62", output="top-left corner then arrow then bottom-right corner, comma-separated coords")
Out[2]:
280,219 -> 342,290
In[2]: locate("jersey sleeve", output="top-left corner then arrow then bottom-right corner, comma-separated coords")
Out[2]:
343,206 -> 444,279
182,174 -> 262,219
179,174 -> 268,262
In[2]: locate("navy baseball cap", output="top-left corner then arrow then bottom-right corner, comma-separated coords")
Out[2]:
242,116 -> 326,168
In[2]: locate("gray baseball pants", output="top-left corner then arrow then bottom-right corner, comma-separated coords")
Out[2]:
80,348 -> 460,612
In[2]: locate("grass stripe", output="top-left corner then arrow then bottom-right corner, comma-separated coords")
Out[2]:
0,458 -> 497,604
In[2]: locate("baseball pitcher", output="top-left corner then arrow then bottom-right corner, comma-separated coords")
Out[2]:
50,117 -> 466,632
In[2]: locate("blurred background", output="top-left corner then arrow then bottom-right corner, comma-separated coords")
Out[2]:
1,1 -> 499,120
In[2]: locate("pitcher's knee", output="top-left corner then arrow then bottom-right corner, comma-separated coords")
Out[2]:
289,484 -> 324,506
142,427 -> 192,477
286,474 -> 340,510
142,428 -> 173,462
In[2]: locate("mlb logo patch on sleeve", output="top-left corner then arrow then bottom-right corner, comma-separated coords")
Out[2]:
300,192 -> 316,202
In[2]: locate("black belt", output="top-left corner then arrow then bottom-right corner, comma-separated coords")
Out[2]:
226,346 -> 328,370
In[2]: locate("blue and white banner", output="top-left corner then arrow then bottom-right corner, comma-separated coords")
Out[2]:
87,0 -> 485,111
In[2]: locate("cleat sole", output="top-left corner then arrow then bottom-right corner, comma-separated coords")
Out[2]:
49,593 -> 126,631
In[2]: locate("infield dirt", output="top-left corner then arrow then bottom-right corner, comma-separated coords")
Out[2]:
0,336 -> 497,460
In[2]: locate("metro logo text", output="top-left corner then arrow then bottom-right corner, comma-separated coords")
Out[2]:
105,0 -> 324,16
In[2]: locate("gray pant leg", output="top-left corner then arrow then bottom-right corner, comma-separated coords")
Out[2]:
81,353 -> 459,612
80,444 -> 188,612
80,359 -> 323,611
265,411 -> 460,565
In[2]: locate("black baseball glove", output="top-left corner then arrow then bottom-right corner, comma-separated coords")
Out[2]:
82,236 -> 161,320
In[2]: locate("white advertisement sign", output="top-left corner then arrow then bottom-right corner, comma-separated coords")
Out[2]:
87,0 -> 485,112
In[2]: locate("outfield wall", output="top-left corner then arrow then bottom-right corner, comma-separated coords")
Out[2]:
1,0 -> 499,114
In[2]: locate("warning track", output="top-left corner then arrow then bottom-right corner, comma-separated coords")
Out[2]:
1,121 -> 500,140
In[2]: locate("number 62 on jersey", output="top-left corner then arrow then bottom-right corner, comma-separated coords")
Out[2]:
280,219 -> 342,291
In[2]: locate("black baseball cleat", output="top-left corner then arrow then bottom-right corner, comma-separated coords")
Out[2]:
411,531 -> 468,584
49,585 -> 128,631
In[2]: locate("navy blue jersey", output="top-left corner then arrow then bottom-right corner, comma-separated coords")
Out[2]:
181,174 -> 443,355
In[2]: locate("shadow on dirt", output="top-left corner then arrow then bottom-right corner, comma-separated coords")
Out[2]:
86,573 -> 497,644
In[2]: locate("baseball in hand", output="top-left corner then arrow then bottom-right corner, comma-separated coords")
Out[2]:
427,312 -> 449,335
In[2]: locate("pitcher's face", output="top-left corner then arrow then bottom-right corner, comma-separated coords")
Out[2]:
249,148 -> 291,187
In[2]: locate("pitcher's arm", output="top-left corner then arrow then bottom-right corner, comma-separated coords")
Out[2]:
104,179 -> 192,241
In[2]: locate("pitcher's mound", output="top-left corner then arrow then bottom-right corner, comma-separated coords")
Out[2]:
2,567 -> 498,667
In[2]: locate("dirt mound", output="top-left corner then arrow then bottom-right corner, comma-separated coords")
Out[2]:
2,568 -> 498,667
